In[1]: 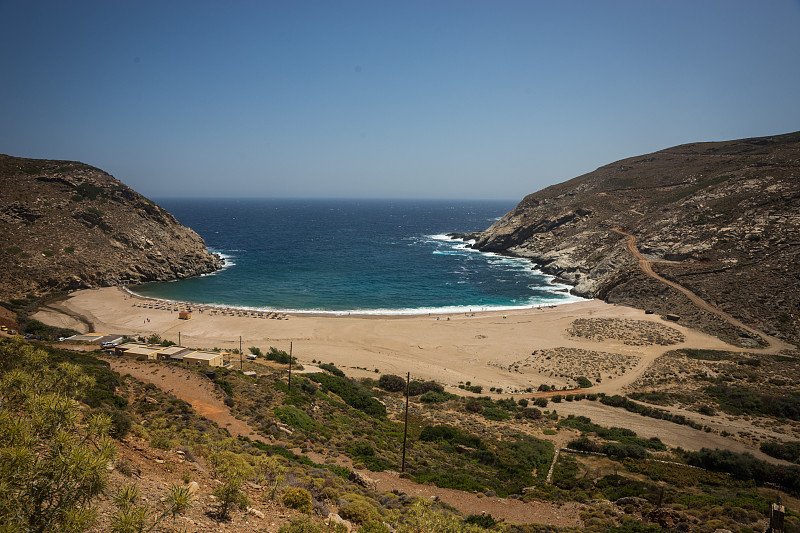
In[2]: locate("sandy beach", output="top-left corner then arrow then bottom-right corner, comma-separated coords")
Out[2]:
34,286 -> 741,395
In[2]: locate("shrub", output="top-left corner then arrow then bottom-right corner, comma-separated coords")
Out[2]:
267,347 -> 296,365
274,406 -> 319,433
307,373 -> 386,417
419,390 -> 454,403
359,519 -> 390,533
482,407 -> 511,421
576,376 -> 593,388
419,425 -> 485,449
299,378 -> 318,395
339,499 -> 381,524
278,516 -> 323,533
349,441 -> 375,457
465,514 -> 497,527
318,362 -> 344,377
378,374 -> 406,392
760,441 -> 800,463
465,398 -> 483,413
407,380 -> 443,396
0,340 -> 119,533
551,395 -> 562,403
282,487 -> 313,514
522,407 -> 542,420
509,437 -> 554,473
534,398 -> 548,408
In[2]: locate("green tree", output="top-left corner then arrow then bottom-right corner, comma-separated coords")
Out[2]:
109,483 -> 193,532
0,337 -> 117,532
212,470 -> 250,520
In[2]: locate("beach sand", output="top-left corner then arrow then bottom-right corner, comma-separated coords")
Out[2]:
34,286 -> 738,395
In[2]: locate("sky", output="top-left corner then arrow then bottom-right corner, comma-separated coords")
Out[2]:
1,1 -> 799,201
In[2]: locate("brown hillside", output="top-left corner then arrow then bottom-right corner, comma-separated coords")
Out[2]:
0,155 -> 221,301
465,131 -> 800,346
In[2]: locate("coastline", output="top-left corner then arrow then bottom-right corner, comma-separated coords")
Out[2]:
122,283 -> 585,317
33,285 -> 738,396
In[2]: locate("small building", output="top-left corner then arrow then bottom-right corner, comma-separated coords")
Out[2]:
179,311 -> 191,320
115,342 -> 148,356
183,350 -> 225,367
160,345 -> 193,362
121,345 -> 166,360
115,343 -> 166,360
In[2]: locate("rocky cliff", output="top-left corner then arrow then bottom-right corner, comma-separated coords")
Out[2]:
461,132 -> 800,347
0,154 -> 221,300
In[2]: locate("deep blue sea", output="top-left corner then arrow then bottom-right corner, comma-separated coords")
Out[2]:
134,199 -> 581,314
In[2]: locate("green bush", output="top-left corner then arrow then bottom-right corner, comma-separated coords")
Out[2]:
465,398 -> 483,413
419,390 -> 455,403
267,347 -> 296,365
274,406 -> 320,433
74,182 -> 105,200
378,374 -> 406,392
339,499 -> 382,524
465,514 -> 496,527
0,338 -> 117,532
482,407 -> 511,421
407,380 -> 443,396
318,362 -> 344,376
508,437 -> 554,474
306,373 -> 385,417
359,519 -> 390,533
419,425 -> 485,449
282,487 -> 312,514
760,440 -> 800,463
576,376 -> 593,388
412,471 -> 486,493
278,517 -> 323,533
705,383 -> 800,420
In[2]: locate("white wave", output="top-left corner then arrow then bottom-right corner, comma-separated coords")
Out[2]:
198,250 -> 236,277
270,298 -> 585,316
427,233 -> 455,241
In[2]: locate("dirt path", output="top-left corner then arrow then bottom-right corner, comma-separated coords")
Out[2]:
105,357 -> 583,527
612,228 -> 792,353
106,358 -> 263,441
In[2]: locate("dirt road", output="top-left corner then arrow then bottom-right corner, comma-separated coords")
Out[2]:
612,228 -> 792,353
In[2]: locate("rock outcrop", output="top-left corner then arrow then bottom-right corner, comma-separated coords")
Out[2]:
461,131 -> 800,346
0,154 -> 221,300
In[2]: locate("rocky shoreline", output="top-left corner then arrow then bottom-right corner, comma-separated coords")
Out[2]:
453,131 -> 800,348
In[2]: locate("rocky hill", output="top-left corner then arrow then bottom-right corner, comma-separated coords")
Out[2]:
0,154 -> 221,301
461,131 -> 800,347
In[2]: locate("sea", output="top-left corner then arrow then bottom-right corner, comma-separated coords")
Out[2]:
133,199 -> 583,314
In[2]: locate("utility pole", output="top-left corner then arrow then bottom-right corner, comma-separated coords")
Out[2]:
288,341 -> 293,392
178,331 -> 181,346
401,371 -> 410,473
240,336 -> 243,370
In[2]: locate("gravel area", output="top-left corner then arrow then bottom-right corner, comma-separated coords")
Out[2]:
567,318 -> 685,346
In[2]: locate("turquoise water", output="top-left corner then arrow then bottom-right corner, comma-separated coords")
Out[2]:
134,199 -> 581,314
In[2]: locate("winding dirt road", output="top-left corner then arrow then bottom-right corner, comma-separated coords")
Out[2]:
612,228 -> 792,353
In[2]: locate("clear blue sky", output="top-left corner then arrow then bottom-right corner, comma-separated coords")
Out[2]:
2,1 -> 799,200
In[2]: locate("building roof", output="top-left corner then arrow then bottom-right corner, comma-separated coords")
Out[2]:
160,346 -> 192,356
183,350 -> 223,360
123,346 -> 165,356
65,333 -> 128,344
